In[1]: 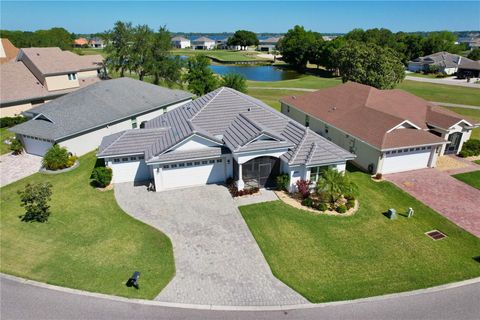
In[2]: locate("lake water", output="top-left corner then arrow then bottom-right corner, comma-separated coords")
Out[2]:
209,65 -> 300,81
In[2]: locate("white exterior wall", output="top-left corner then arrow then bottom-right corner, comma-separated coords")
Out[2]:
444,67 -> 458,75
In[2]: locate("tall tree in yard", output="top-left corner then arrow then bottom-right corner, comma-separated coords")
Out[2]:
227,30 -> 259,48
335,41 -> 405,89
221,73 -> 247,93
130,24 -> 154,81
277,25 -> 322,70
104,21 -> 133,77
184,55 -> 219,96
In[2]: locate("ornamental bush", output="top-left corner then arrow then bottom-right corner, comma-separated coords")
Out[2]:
296,179 -> 311,199
0,116 -> 27,128
276,174 -> 290,191
42,145 -> 70,170
18,182 -> 53,222
91,167 -> 113,188
336,204 -> 347,214
317,202 -> 329,211
301,197 -> 313,207
346,199 -> 355,209
459,139 -> 480,157
9,138 -> 23,155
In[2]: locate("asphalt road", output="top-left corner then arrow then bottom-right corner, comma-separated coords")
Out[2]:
1,277 -> 480,320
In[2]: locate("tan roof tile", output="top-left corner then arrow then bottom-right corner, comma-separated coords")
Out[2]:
0,38 -> 19,64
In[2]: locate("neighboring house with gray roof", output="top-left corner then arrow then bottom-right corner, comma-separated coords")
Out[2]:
0,47 -> 104,117
407,51 -> 475,75
171,36 -> 191,49
10,78 -> 193,156
191,36 -> 216,50
97,87 -> 354,192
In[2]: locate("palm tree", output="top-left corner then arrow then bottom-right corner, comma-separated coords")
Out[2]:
316,168 -> 358,203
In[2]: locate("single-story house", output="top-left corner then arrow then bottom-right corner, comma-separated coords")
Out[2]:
171,36 -> 191,49
457,59 -> 480,78
191,37 -> 216,50
97,87 -> 355,192
407,52 -> 475,75
257,37 -> 281,52
89,38 -> 106,49
0,38 -> 19,64
10,78 -> 193,156
74,38 -> 89,47
281,82 -> 479,175
216,37 -> 229,49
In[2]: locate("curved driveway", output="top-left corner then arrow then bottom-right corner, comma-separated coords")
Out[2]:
2,275 -> 480,320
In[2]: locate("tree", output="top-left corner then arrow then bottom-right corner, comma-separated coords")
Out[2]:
146,26 -> 183,86
104,21 -> 133,77
18,183 -> 53,222
277,25 -> 322,70
221,73 -> 247,92
42,145 -> 70,170
422,31 -> 459,55
335,41 -> 405,89
316,168 -> 358,204
227,30 -> 259,48
467,49 -> 480,61
130,25 -> 154,81
310,37 -> 346,71
184,55 -> 219,96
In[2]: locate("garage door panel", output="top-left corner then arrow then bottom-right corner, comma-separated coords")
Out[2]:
111,160 -> 150,183
22,136 -> 53,156
162,162 -> 225,190
382,150 -> 431,174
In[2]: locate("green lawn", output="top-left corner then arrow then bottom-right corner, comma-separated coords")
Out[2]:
474,160 -> 480,165
240,168 -> 480,303
0,152 -> 175,299
76,48 -> 105,57
248,88 -> 309,111
173,49 -> 269,62
444,107 -> 480,140
452,170 -> 480,190
405,72 -> 439,79
247,75 -> 341,89
0,127 -> 14,155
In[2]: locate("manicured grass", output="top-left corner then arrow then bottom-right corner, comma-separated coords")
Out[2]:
444,107 -> 480,140
173,49 -> 269,62
76,48 -> 105,56
0,152 -> 175,299
452,170 -> 480,190
405,72 -> 440,79
247,75 -> 341,89
239,168 -> 480,303
0,127 -> 14,155
248,88 -> 310,111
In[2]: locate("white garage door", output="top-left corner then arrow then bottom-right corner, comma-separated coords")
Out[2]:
110,158 -> 151,183
161,159 -> 226,190
382,148 -> 432,174
22,136 -> 53,156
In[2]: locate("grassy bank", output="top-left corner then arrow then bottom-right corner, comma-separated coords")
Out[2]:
0,152 -> 175,299
172,49 -> 270,62
444,107 -> 480,139
452,170 -> 480,190
240,167 -> 480,303
0,127 -> 14,155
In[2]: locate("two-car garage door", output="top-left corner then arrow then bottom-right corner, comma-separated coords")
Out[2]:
21,136 -> 53,156
382,147 -> 433,174
161,158 -> 226,190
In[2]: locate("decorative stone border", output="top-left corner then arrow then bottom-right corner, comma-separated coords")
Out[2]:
96,184 -> 113,192
39,161 -> 79,174
274,190 -> 359,216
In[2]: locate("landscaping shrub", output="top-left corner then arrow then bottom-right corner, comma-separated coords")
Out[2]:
66,155 -> 78,168
336,204 -> 347,214
226,179 -> 259,197
276,174 -> 290,191
17,182 -> 53,222
301,197 -> 313,207
9,138 -> 23,155
317,202 -> 329,211
459,139 -> 480,157
42,145 -> 70,170
317,168 -> 359,203
346,199 -> 355,209
0,116 -> 27,128
296,179 -> 311,199
91,167 -> 113,188
344,193 -> 355,201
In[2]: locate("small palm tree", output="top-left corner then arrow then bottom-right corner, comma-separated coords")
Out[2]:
316,168 -> 358,203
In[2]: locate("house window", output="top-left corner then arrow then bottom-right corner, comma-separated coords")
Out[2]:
310,166 -> 328,182
403,149 -> 408,152
202,160 -> 208,165
305,115 -> 310,127
171,164 -> 178,168
410,148 -> 414,151
392,150 -> 397,154
130,157 -> 137,161
386,151 -> 391,154
113,158 -> 120,163
68,73 -> 77,80
122,157 -> 128,162
209,160 -> 215,164
131,117 -> 137,129
194,161 -> 200,166
139,156 -> 144,160
427,146 -> 431,150
398,150 -> 403,153
415,147 -> 420,150
216,159 -> 222,163
186,162 -> 193,167
179,163 -> 185,167
421,147 -> 426,150
163,165 -> 170,169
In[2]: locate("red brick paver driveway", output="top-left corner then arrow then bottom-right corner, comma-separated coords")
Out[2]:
385,168 -> 480,238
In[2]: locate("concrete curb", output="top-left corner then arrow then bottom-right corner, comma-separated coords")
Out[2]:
2,273 -> 479,311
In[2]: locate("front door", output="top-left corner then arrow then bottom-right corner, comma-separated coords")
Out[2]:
445,132 -> 462,154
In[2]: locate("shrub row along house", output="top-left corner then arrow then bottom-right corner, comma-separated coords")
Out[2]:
10,78 -> 193,156
97,87 -> 354,192
281,82 -> 479,175
0,46 -> 104,117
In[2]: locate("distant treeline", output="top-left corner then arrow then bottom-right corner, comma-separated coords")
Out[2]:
0,28 -> 73,49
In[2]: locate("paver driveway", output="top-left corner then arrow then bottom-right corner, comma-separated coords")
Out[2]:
385,169 -> 480,237
114,183 -> 308,306
0,153 -> 42,187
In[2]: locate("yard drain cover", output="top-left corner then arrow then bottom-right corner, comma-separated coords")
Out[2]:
425,230 -> 447,240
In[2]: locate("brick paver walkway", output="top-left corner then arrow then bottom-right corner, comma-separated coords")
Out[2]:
0,153 -> 42,187
385,168 -> 480,238
114,183 -> 307,306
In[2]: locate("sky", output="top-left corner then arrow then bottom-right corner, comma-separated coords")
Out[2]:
1,1 -> 479,34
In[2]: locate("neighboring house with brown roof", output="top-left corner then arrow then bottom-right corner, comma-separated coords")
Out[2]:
281,82 -> 479,174
73,37 -> 89,47
0,47 -> 104,117
0,38 -> 19,64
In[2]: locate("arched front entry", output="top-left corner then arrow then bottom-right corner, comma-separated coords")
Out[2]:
445,132 -> 463,154
241,156 -> 280,188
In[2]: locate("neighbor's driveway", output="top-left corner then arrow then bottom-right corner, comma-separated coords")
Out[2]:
114,183 -> 307,306
385,169 -> 480,237
0,153 -> 42,187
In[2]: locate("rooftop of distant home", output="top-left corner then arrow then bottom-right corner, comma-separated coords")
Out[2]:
0,38 -> 19,64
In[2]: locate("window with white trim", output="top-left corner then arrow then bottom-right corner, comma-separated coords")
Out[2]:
310,166 -> 328,182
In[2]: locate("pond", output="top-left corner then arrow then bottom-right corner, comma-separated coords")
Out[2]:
179,55 -> 300,81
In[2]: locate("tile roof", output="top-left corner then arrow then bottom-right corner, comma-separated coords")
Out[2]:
192,36 -> 215,43
409,51 -> 475,69
98,87 -> 354,167
0,38 -> 19,64
281,82 -> 474,150
10,78 -> 193,141
171,36 -> 190,42
260,37 -> 281,44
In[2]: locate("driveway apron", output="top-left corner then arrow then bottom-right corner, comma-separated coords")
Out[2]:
0,153 -> 42,187
114,183 -> 308,306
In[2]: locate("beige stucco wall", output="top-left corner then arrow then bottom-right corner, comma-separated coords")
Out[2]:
45,74 -> 79,91
0,102 -> 33,117
77,70 -> 98,79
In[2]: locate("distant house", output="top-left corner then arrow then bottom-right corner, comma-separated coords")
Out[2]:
216,37 -> 229,49
73,38 -> 89,48
457,37 -> 480,49
257,37 -> 281,52
281,82 -> 479,175
89,38 -> 106,49
457,59 -> 480,78
407,52 -> 474,75
322,36 -> 337,41
10,78 -> 193,156
0,47 -> 104,117
171,36 -> 191,49
191,37 -> 215,50
0,38 -> 19,64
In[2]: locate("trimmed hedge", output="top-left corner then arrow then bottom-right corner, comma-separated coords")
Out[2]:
459,139 -> 480,158
91,167 -> 113,188
0,116 -> 27,128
